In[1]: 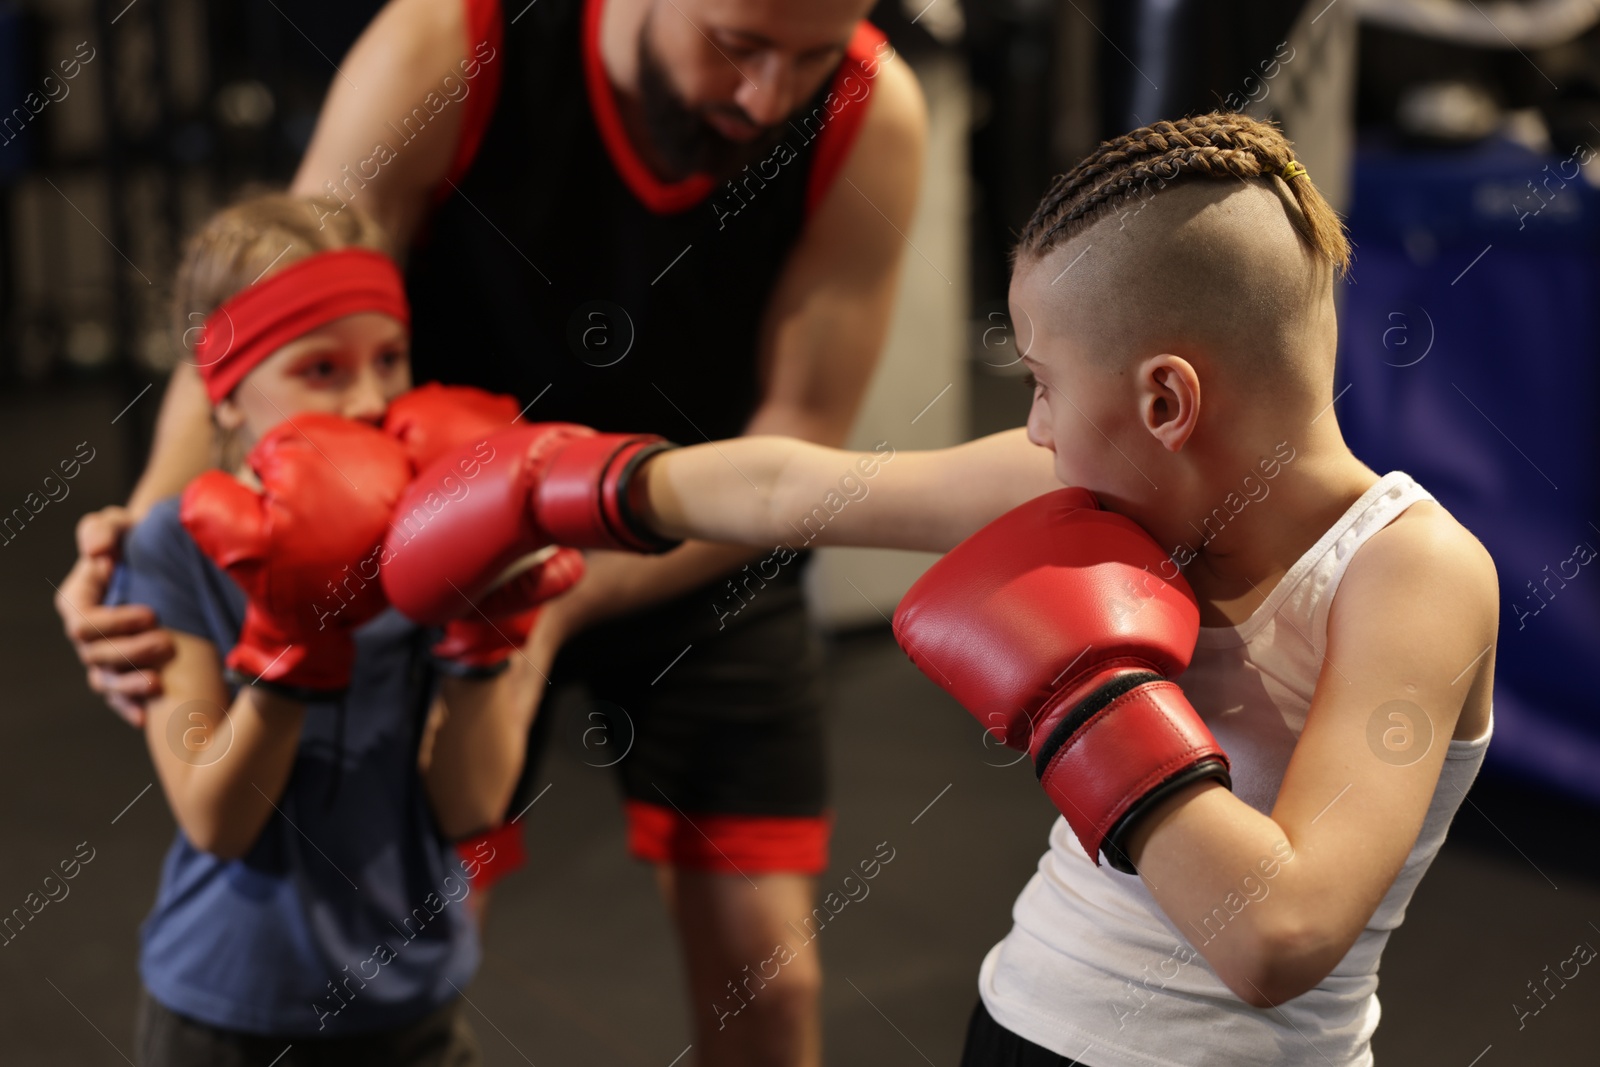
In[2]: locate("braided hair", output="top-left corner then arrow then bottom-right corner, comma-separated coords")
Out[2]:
1016,112 -> 1349,277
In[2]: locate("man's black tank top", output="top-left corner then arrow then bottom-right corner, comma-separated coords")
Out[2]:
404,0 -> 885,444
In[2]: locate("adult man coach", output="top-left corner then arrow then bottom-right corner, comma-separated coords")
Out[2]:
56,0 -> 926,1062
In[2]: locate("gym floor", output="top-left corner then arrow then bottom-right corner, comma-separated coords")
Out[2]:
2,381 -> 1597,1065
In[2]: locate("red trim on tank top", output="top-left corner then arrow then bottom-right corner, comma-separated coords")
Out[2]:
803,21 -> 887,218
584,0 -> 715,214
434,0 -> 882,220
584,0 -> 882,218
435,0 -> 505,203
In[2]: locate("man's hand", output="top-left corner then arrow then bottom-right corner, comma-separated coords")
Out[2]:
54,506 -> 174,728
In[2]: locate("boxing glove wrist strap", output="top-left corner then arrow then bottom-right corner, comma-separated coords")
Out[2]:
604,439 -> 681,554
1100,757 -> 1232,874
224,666 -> 347,704
1032,670 -> 1166,772
431,654 -> 513,679
539,434 -> 681,553
1034,673 -> 1232,875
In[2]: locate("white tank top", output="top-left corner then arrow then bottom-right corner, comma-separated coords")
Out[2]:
977,471 -> 1493,1067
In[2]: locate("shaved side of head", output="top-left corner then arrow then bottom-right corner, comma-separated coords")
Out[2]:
1031,178 -> 1338,392
1012,114 -> 1350,406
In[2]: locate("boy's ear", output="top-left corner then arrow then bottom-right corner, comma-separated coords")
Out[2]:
1140,354 -> 1200,453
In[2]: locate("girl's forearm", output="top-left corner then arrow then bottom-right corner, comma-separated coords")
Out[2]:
423,656 -> 544,838
153,686 -> 307,860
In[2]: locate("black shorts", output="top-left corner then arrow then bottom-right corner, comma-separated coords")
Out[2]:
511,554 -> 831,874
135,989 -> 479,1067
960,999 -> 1089,1067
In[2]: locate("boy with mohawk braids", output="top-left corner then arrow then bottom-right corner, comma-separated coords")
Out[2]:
386,112 -> 1499,1065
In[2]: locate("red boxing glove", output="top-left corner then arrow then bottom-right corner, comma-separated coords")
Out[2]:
383,422 -> 677,626
383,384 -> 586,671
180,414 -> 412,697
383,382 -> 521,471
533,429 -> 679,552
430,545 -> 586,673
892,488 -> 1231,873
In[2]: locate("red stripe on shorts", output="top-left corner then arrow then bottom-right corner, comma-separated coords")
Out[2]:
455,820 -> 528,892
625,800 -> 832,875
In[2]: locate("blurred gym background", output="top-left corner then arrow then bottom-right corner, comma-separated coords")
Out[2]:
2,0 -> 1598,1062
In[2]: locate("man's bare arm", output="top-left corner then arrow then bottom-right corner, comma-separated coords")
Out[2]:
127,362 -> 213,517
141,0 -> 470,516
289,0 -> 474,249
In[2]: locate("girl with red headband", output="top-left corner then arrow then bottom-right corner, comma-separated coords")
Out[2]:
106,193 -> 573,1065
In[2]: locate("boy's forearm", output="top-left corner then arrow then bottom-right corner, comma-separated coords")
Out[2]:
641,435 -> 901,548
127,365 -> 215,518
640,428 -> 1059,555
1125,783 -> 1346,1009
640,435 -> 799,546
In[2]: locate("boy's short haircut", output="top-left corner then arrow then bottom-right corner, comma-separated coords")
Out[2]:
1015,111 -> 1350,278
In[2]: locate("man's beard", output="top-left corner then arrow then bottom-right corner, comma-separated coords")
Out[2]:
635,21 -> 793,182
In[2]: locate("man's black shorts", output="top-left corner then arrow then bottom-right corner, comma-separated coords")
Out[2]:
510,553 -> 831,874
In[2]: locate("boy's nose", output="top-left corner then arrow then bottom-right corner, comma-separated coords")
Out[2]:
1027,403 -> 1055,452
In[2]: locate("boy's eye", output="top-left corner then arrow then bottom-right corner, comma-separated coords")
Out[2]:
1022,371 -> 1040,392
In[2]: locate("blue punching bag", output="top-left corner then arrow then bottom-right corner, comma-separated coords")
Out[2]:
1337,136 -> 1600,803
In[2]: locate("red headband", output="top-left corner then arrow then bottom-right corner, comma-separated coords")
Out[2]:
192,247 -> 411,402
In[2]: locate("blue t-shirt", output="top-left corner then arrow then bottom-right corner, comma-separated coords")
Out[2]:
108,497 -> 479,1038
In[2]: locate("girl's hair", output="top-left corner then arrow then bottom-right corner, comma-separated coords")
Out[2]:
172,193 -> 388,467
170,193 -> 388,349
1015,112 -> 1350,277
